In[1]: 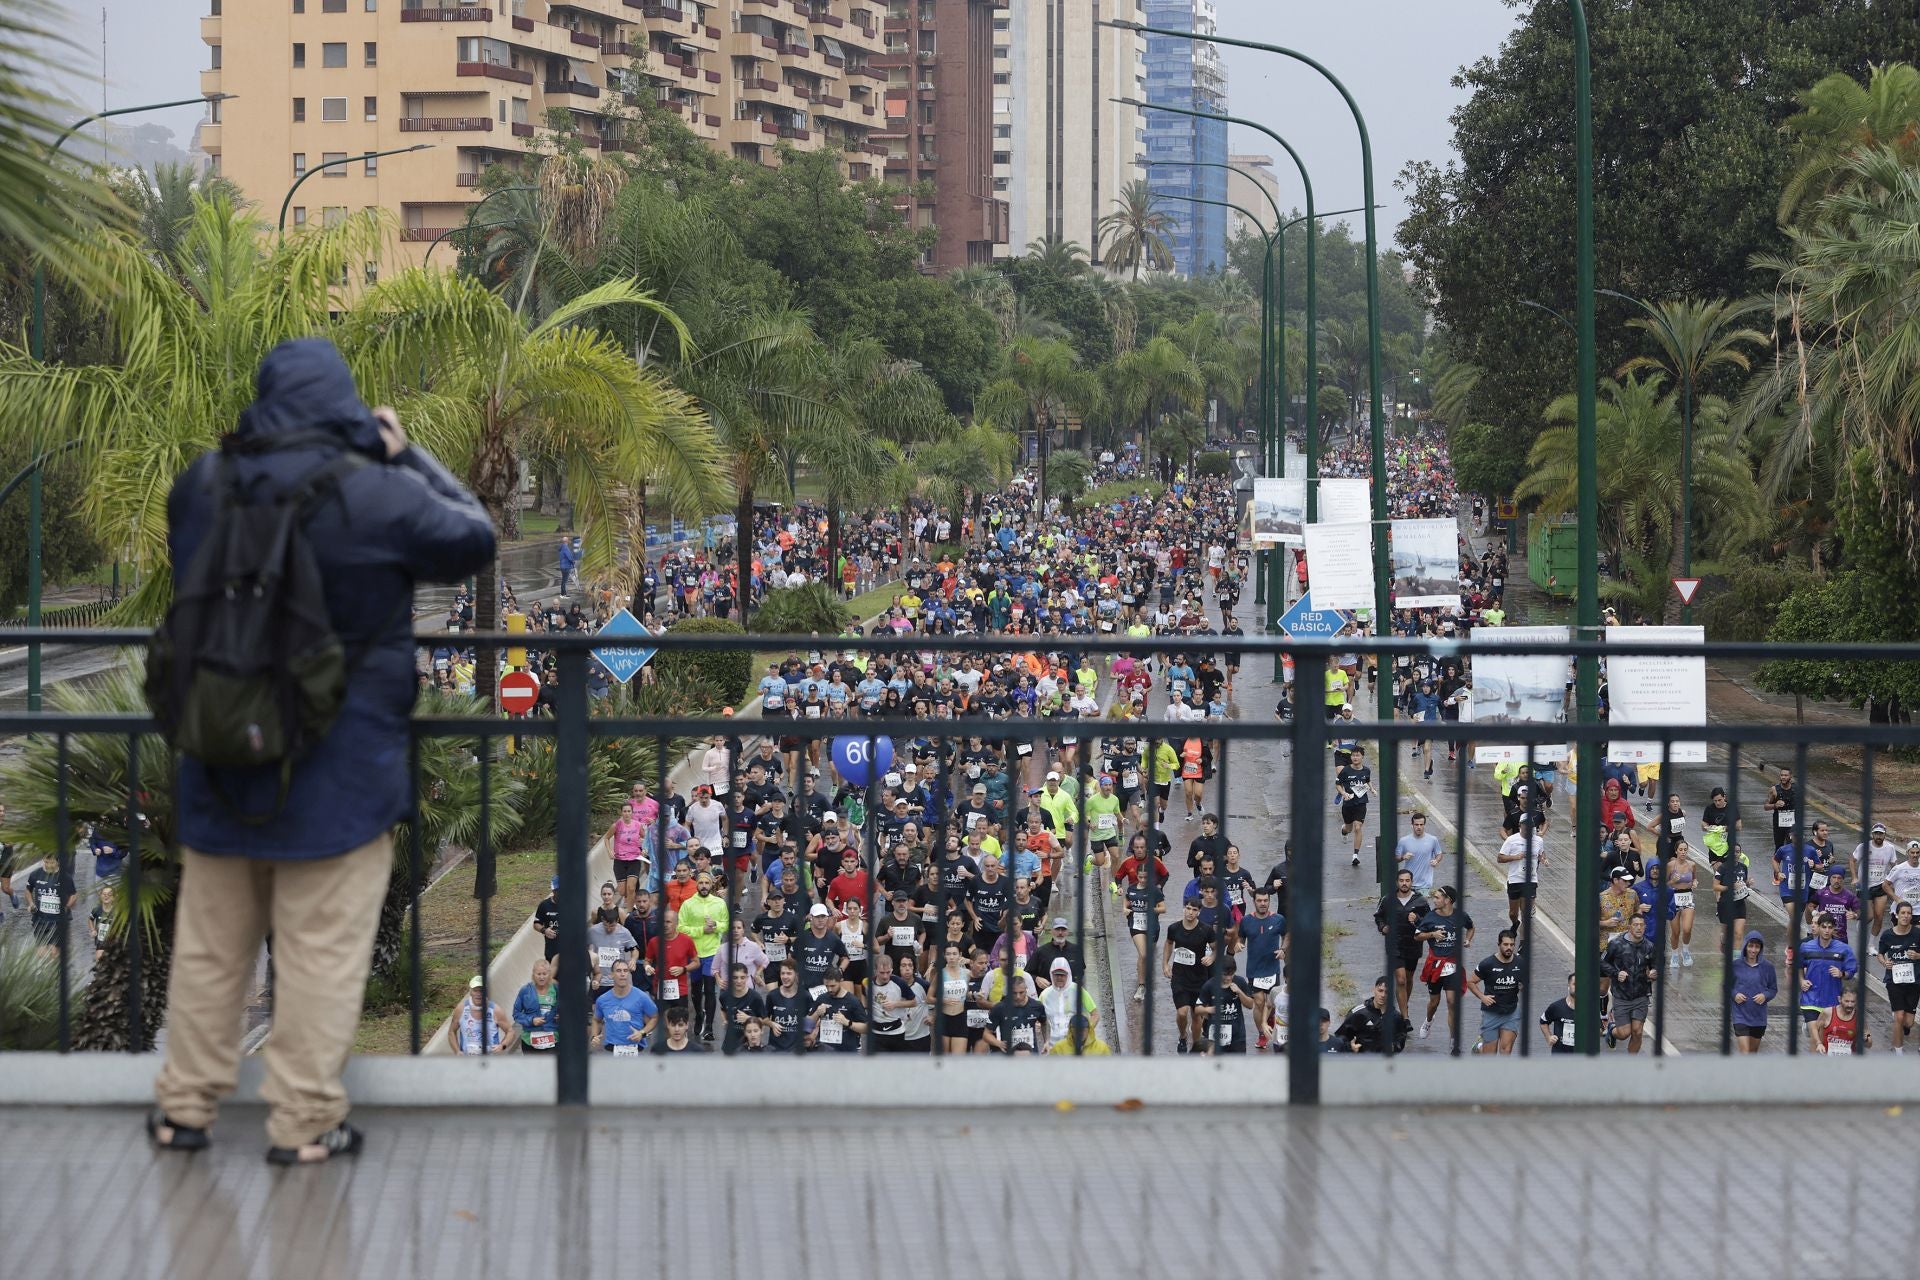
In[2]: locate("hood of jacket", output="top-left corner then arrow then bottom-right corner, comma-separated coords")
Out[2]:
233,337 -> 384,458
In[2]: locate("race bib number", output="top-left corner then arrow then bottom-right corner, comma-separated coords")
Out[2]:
1828,1039 -> 1852,1056
808,984 -> 827,1002
765,941 -> 787,960
1253,974 -> 1278,991
37,889 -> 60,915
1130,912 -> 1147,932
663,978 -> 682,1001
1560,1022 -> 1576,1048
819,1019 -> 844,1046
529,1031 -> 556,1050
1895,962 -> 1916,985
766,696 -> 784,709
1093,814 -> 1118,836
1776,809 -> 1796,828
1171,946 -> 1197,967
891,926 -> 916,949
1669,817 -> 1685,833
612,1043 -> 640,1057
1810,873 -> 1829,891
966,1009 -> 989,1028
846,941 -> 867,960
805,706 -> 822,719
1214,1023 -> 1235,1046
597,946 -> 621,975
1349,784 -> 1369,799
1672,892 -> 1694,910
731,831 -> 749,849
1016,744 -> 1033,757
1122,770 -> 1139,789
1440,961 -> 1457,978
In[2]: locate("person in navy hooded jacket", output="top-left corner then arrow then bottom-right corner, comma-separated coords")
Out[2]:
150,339 -> 494,1165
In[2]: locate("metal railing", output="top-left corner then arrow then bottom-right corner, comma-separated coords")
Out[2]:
2,627 -> 1916,1106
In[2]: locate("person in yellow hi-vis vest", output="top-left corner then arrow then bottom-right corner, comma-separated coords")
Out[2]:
1324,663 -> 1350,719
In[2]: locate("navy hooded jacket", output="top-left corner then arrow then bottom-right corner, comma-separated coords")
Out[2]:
167,338 -> 496,859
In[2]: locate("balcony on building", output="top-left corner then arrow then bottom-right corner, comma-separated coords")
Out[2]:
402,4 -> 494,21
200,13 -> 221,44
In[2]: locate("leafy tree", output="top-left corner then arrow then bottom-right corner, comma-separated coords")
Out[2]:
1447,420 -> 1528,502
1398,0 -> 1920,450
0,433 -> 100,614
1023,233 -> 1091,276
1779,62 -> 1920,222
978,338 -> 1100,490
0,0 -> 119,279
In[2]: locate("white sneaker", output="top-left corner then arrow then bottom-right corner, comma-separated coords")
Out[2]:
1668,953 -> 1679,970
1132,985 -> 1144,1002
1418,1020 -> 1431,1040
1869,942 -> 1878,956
1351,853 -> 1361,867
1896,1046 -> 1906,1055
1681,948 -> 1693,967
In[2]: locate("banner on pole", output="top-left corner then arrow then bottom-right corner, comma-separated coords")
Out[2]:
1301,519 -> 1375,612
1606,625 -> 1707,763
1389,517 -> 1461,608
1251,477 -> 1306,548
1470,625 -> 1570,763
1315,476 -> 1371,525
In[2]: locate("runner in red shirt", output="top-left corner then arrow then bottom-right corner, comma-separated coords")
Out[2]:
644,915 -> 699,1015
826,848 -> 872,916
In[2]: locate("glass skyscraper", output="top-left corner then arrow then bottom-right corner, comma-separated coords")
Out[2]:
1144,0 -> 1229,276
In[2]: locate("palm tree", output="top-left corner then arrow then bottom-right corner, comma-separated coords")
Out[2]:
0,0 -> 118,276
1022,233 -> 1091,277
910,421 -> 1019,537
1097,180 -> 1176,280
1519,374 -> 1764,599
669,306 -> 839,622
344,267 -> 724,694
1745,144 -> 1920,561
1779,63 -> 1920,224
977,337 -> 1099,500
946,264 -> 1017,343
116,162 -> 243,265
1319,316 -> 1371,440
813,336 -> 953,573
1111,335 -> 1205,481
1613,296 -> 1768,591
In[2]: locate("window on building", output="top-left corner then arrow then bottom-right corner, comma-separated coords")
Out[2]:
322,96 -> 347,121
323,206 -> 346,226
322,0 -> 345,11
292,97 -> 305,121
364,41 -> 377,67
210,45 -> 222,69
321,42 -> 345,67
293,152 -> 307,176
291,42 -> 304,68
918,103 -> 933,125
993,176 -> 1007,191
210,0 -> 221,14
993,123 -> 1009,139
363,152 -> 378,176
364,95 -> 378,121
292,0 -> 304,11
365,261 -> 378,284
207,154 -> 222,177
365,0 -> 377,9
322,150 -> 347,175
292,206 -> 306,226
992,150 -> 1008,165
991,72 -> 1008,85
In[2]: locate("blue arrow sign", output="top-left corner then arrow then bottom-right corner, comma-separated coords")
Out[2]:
1278,590 -> 1356,641
592,608 -> 657,684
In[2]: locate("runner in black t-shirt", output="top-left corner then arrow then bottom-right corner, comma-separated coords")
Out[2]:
1466,929 -> 1524,1054
1335,746 -> 1373,868
1877,902 -> 1920,1051
1538,972 -> 1580,1054
1162,900 -> 1217,1054
1198,958 -> 1255,1055
764,963 -> 809,1053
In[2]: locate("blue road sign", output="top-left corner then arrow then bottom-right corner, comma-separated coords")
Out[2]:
592,608 -> 657,684
1278,590 -> 1356,641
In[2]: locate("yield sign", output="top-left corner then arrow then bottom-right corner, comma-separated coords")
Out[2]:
1278,589 -> 1356,640
1671,577 -> 1702,606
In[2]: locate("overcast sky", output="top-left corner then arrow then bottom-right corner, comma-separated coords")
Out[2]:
49,0 -> 1521,240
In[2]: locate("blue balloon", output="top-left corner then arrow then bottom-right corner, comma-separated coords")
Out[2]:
830,734 -> 894,788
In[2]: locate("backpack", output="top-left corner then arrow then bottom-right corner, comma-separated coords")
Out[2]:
146,432 -> 369,823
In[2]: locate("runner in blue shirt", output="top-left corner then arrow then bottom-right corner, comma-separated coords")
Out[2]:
1239,888 -> 1288,1051
1796,912 -> 1858,1052
592,961 -> 659,1055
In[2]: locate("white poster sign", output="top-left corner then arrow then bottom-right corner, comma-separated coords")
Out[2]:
1606,625 -> 1707,763
1251,477 -> 1306,549
1389,517 -> 1461,608
1301,520 -> 1375,612
1315,477 -> 1371,525
1470,625 -> 1570,764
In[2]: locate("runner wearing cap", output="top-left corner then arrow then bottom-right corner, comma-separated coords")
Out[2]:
1854,823 -> 1898,950
450,975 -> 513,1055
792,903 -> 849,1006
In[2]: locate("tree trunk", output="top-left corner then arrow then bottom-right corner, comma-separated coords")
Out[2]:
473,530 -> 501,704
735,478 -> 755,625
826,498 -> 841,592
73,910 -> 174,1052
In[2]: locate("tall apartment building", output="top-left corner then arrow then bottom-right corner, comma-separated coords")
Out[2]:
993,0 -> 1145,267
1143,0 -> 1227,276
1225,152 -> 1277,240
198,0 -> 895,266
869,0 -> 1005,270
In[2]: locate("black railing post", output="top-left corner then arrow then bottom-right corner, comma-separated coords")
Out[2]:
554,647 -> 591,1104
1287,646 -> 1326,1104
124,734 -> 143,1052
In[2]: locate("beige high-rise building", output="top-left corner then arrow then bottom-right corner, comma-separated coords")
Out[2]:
1225,153 -> 1279,240
991,0 -> 1145,265
198,0 -> 893,267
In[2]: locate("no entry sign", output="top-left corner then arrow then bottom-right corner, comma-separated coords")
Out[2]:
499,670 -> 541,715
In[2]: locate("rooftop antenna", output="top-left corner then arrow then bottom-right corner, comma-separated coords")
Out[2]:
100,6 -> 107,114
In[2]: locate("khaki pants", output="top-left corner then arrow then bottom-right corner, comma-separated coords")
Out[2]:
155,834 -> 392,1149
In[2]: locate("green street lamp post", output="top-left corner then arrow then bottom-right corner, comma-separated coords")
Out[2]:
24,92 -> 235,712
278,144 -> 433,237
1599,288 -> 1692,624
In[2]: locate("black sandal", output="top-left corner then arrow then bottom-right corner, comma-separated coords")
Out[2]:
266,1122 -> 364,1166
146,1109 -> 210,1152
